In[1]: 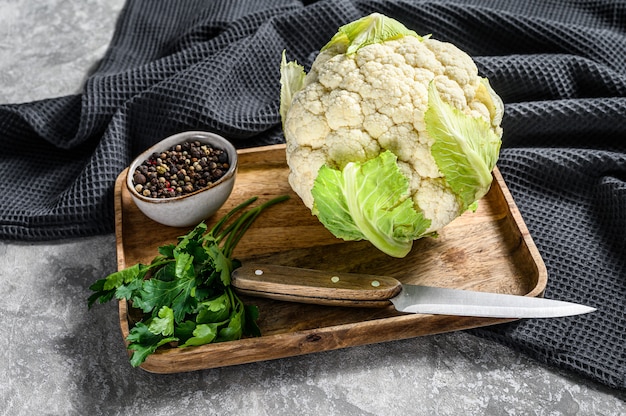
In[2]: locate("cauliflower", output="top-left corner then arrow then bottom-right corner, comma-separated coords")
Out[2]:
280,13 -> 504,258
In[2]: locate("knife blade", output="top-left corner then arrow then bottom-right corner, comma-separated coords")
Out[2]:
231,263 -> 596,318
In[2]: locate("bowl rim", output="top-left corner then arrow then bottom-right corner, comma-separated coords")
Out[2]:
126,131 -> 238,204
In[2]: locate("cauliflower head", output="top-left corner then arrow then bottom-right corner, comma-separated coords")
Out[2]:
280,13 -> 504,258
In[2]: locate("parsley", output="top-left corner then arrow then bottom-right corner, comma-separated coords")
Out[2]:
88,195 -> 289,366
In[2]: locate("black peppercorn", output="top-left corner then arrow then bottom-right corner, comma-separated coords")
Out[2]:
133,172 -> 146,185
132,140 -> 230,198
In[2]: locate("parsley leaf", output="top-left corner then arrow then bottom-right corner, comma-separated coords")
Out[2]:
126,321 -> 178,367
138,271 -> 198,323
180,323 -> 220,347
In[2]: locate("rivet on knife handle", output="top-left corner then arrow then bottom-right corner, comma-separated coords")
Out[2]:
231,263 -> 402,308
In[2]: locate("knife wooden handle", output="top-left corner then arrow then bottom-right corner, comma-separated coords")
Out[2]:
231,263 -> 402,308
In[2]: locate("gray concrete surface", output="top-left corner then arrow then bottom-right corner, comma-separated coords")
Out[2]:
1,1 -> 625,415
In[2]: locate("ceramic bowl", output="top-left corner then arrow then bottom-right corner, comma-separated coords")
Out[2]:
126,131 -> 237,227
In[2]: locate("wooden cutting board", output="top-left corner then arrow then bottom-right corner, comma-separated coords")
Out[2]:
114,144 -> 547,373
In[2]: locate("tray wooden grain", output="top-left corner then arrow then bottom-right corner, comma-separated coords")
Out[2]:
115,144 -> 547,373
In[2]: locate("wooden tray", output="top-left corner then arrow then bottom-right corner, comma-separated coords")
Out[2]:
114,144 -> 547,373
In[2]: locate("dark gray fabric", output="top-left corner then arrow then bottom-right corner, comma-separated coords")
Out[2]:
1,0 -> 624,389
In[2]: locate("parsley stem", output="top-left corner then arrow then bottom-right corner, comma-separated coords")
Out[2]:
209,196 -> 258,242
220,195 -> 290,258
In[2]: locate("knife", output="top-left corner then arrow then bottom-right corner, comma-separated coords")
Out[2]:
231,263 -> 596,318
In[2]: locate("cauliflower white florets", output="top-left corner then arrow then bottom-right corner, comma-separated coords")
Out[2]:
280,13 -> 504,257
284,34 -> 502,233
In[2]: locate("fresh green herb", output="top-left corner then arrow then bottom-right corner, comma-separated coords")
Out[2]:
88,195 -> 289,366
